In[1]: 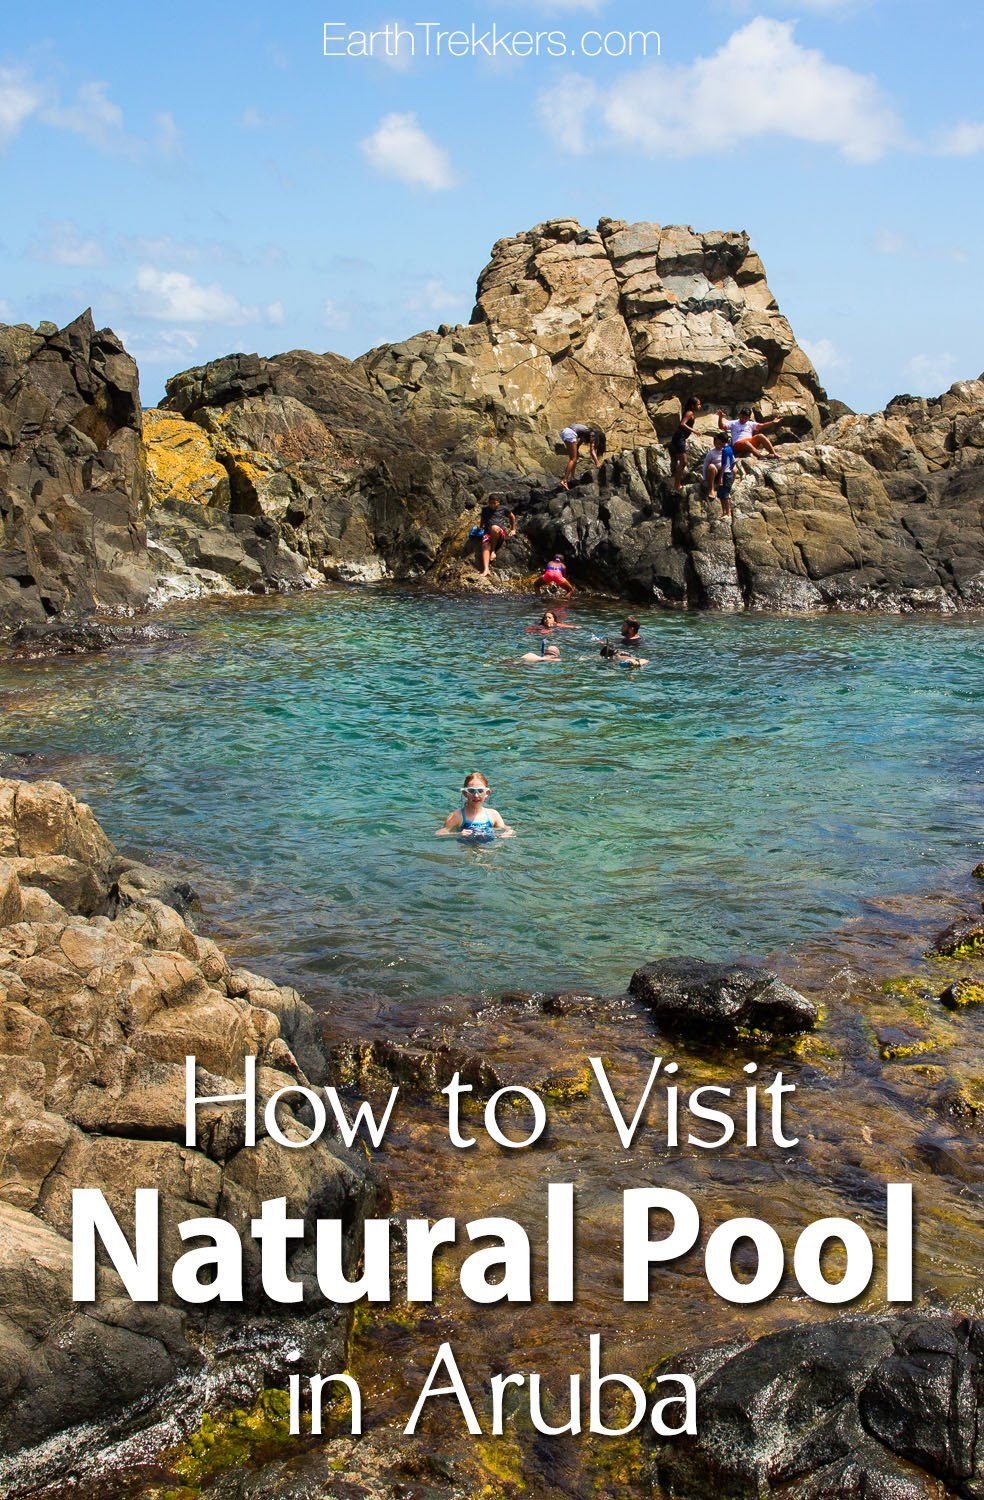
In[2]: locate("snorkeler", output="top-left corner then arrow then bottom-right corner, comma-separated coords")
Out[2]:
437,771 -> 514,840
600,641 -> 648,669
519,642 -> 562,663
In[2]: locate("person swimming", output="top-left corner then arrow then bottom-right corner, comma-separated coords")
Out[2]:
526,609 -> 576,634
519,642 -> 562,663
600,641 -> 648,669
437,771 -> 514,840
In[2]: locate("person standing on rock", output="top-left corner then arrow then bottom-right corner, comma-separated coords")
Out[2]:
669,395 -> 701,491
703,432 -> 743,518
560,423 -> 606,489
718,406 -> 781,460
476,499 -> 517,578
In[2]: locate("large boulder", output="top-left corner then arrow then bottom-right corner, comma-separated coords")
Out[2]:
0,778 -> 379,1457
647,1312 -> 984,1498
629,957 -> 818,1035
0,312 -> 156,632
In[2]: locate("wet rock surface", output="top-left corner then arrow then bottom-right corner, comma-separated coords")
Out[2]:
629,957 -> 819,1035
0,778 -> 379,1458
647,1311 -> 984,1499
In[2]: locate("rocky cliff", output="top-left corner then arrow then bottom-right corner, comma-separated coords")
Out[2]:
1,218 -> 982,628
0,778 -> 378,1458
0,312 -> 158,632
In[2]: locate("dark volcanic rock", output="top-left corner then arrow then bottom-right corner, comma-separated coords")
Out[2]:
0,312 -> 156,633
629,957 -> 818,1034
5,619 -> 179,658
934,913 -> 984,958
647,1311 -> 983,1499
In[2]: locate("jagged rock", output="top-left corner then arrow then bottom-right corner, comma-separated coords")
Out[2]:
646,1312 -> 983,1499
934,913 -> 984,958
143,407 -> 231,509
0,312 -> 156,632
629,957 -> 818,1035
0,779 -> 379,1456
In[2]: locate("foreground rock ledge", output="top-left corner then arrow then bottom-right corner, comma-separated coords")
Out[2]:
0,777 -> 378,1457
646,1310 -> 982,1499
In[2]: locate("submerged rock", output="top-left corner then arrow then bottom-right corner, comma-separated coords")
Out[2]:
0,778 -> 380,1458
934,914 -> 984,958
629,957 -> 818,1035
4,619 -> 179,658
646,1311 -> 983,1499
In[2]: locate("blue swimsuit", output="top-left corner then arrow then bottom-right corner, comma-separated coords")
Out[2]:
460,807 -> 496,841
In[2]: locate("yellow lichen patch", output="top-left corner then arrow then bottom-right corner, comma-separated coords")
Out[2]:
143,408 -> 230,510
542,1062 -> 594,1102
940,980 -> 984,1009
168,1388 -> 297,1489
475,1433 -> 528,1494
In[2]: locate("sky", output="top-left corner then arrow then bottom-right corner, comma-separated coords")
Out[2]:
1,0 -> 981,410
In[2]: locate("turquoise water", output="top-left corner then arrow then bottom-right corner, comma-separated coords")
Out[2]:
2,591 -> 982,1008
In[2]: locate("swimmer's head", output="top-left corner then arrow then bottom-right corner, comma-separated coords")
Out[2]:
542,644 -> 561,659
600,642 -> 619,659
540,611 -> 557,627
621,616 -> 640,638
461,771 -> 491,801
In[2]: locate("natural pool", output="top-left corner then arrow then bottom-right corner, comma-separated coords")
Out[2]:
2,590 -> 981,1008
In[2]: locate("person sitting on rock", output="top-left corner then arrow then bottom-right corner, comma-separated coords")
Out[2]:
718,406 -> 781,460
538,555 -> 576,597
560,423 -> 606,489
702,433 -> 743,518
668,395 -> 701,491
476,500 -> 517,578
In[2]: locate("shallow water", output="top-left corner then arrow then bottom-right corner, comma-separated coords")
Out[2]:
2,590 -> 981,1009
3,590 -> 984,1497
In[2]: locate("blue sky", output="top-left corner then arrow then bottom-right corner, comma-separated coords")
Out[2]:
1,0 -> 981,410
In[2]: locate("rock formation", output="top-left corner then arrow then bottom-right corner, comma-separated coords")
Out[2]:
2,218 -> 983,628
0,778 -> 378,1457
646,1311 -> 984,1498
0,313 -> 156,632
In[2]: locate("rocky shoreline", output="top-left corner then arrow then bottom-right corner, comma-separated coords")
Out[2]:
2,218 -> 983,640
1,774 -> 981,1496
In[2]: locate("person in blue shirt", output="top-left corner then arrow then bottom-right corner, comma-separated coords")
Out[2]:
702,432 -> 744,519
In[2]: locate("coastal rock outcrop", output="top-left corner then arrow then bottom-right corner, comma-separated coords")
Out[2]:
629,958 -> 818,1035
646,1311 -> 984,1498
0,778 -> 378,1457
3,221 -> 983,626
0,312 -> 156,632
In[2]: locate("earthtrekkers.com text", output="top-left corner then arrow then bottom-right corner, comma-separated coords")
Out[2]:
323,21 -> 661,60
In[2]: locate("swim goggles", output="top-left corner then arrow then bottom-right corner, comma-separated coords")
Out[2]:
460,786 -> 491,797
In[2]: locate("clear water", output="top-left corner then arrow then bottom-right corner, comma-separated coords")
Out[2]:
2,591 -> 982,1008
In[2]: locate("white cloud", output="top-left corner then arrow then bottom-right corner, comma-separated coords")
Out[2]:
0,299 -> 14,321
539,19 -> 902,163
360,111 -> 456,190
266,300 -> 285,326
875,227 -> 968,265
408,278 -> 468,317
322,297 -> 351,331
0,67 -> 44,146
30,220 -> 107,267
43,80 -> 125,149
117,326 -> 200,365
934,122 -> 984,157
903,353 -> 957,395
153,110 -> 182,160
135,267 -> 259,324
801,337 -> 849,374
